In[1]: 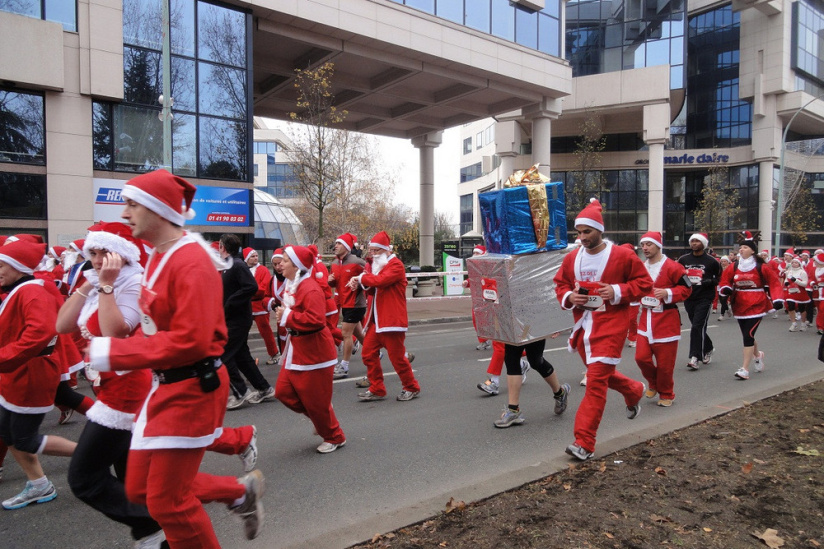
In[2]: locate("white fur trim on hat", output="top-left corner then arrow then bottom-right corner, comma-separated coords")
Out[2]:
0,253 -> 34,275
639,232 -> 663,250
335,238 -> 351,251
122,184 -> 187,226
689,233 -> 709,248
284,246 -> 309,274
83,231 -> 141,266
368,241 -> 391,251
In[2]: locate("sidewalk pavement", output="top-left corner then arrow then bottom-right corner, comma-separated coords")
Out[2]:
249,295 -> 472,340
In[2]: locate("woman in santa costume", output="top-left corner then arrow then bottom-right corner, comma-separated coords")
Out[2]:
309,243 -> 345,352
633,232 -> 691,407
86,170 -> 264,547
265,248 -> 288,360
718,231 -> 784,380
274,245 -> 346,453
243,247 -> 280,366
783,256 -> 810,332
553,198 -> 652,460
0,240 -> 77,510
811,253 -> 824,335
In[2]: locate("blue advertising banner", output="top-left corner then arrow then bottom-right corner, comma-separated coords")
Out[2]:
93,179 -> 251,227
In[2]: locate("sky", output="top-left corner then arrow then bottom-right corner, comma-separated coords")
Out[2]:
373,127 -> 462,226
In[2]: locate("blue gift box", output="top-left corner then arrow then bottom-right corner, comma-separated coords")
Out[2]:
479,181 -> 567,255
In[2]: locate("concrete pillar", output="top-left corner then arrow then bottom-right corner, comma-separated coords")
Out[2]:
646,140 -> 666,233
643,103 -> 670,234
523,98 -> 561,175
758,160 -> 775,241
411,131 -> 443,266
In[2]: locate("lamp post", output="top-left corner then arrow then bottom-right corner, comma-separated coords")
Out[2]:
774,93 -> 824,257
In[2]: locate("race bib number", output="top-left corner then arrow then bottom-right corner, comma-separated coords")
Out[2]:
687,268 -> 703,285
734,279 -> 757,289
580,294 -> 604,311
140,313 -> 158,335
789,287 -> 800,294
641,296 -> 662,311
481,278 -> 498,301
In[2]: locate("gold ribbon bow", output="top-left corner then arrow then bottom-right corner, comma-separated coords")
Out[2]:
504,164 -> 551,249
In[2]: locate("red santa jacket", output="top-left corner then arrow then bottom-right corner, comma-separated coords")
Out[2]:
0,279 -> 61,413
637,257 -> 690,343
37,278 -> 85,380
279,273 -> 337,371
782,265 -> 810,303
359,255 -> 409,333
718,259 -> 783,319
250,263 -> 272,315
811,263 -> 824,301
330,252 -> 366,309
88,236 -> 228,449
553,241 -> 653,365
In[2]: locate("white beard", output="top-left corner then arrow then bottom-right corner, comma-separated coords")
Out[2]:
372,253 -> 389,274
62,251 -> 80,271
35,255 -> 54,272
283,273 -> 300,308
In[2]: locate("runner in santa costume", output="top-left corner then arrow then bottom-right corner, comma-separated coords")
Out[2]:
0,240 -> 77,510
244,247 -> 279,365
783,256 -> 810,332
553,199 -> 652,461
634,232 -> 691,407
811,253 -> 824,335
309,243 -> 344,351
350,231 -> 422,402
274,245 -> 346,454
718,231 -> 784,380
86,170 -> 264,547
620,243 -> 641,348
265,248 -> 288,361
329,232 -> 366,380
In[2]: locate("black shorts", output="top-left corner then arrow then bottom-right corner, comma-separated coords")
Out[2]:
0,407 -> 46,454
341,307 -> 366,324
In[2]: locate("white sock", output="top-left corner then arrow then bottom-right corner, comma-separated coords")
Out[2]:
232,494 -> 246,508
340,360 -> 349,370
490,375 -> 500,384
30,476 -> 49,488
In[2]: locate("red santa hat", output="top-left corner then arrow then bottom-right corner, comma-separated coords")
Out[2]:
49,245 -> 66,259
121,169 -> 197,226
473,245 -> 486,255
639,231 -> 663,249
335,233 -> 356,252
308,244 -> 319,258
272,247 -> 283,259
784,247 -> 795,257
760,249 -> 770,256
814,253 -> 824,266
70,239 -> 86,257
6,234 -> 45,244
801,250 -> 811,257
0,240 -> 46,275
368,231 -> 391,251
210,241 -> 220,251
574,198 -> 604,232
284,245 -> 314,274
791,256 -> 802,266
0,236 -> 6,246
83,222 -> 145,266
243,247 -> 256,262
689,233 -> 709,249
814,248 -> 824,255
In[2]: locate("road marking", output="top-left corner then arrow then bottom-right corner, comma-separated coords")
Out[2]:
333,370 -> 417,384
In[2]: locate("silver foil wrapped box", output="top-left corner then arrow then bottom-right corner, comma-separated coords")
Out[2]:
467,251 -> 572,345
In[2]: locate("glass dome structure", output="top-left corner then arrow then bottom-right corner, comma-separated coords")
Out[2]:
252,188 -> 308,246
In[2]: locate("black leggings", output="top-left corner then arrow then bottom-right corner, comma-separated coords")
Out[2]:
737,317 -> 762,347
503,339 -> 554,378
54,380 -> 86,409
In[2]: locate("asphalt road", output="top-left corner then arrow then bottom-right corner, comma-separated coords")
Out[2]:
3,312 -> 823,549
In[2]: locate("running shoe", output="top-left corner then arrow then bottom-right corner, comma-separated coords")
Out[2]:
494,408 -> 524,428
477,378 -> 499,395
2,480 -> 57,510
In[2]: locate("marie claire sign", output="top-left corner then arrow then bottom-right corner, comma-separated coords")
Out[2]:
635,152 -> 730,165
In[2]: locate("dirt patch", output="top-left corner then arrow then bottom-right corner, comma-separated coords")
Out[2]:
352,380 -> 824,549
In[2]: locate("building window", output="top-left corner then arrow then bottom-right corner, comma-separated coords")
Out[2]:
0,172 -> 47,219
460,193 -> 474,235
390,0 -> 561,56
566,0 -> 686,89
0,89 -> 45,165
476,132 -> 483,149
0,0 -> 77,32
463,137 -> 472,154
93,0 -> 251,181
686,5 -> 751,148
254,141 -> 278,154
265,162 -> 299,198
792,0 -> 824,88
460,162 -> 482,182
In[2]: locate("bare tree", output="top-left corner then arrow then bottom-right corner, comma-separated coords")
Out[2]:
692,162 -> 739,248
567,110 -> 607,219
783,182 -> 821,246
288,62 -> 347,247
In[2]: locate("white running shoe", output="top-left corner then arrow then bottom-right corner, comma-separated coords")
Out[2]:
734,367 -> 750,380
789,322 -> 798,332
754,351 -> 765,373
579,372 -> 587,386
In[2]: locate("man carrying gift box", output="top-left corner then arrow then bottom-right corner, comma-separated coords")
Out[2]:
634,232 -> 691,408
677,233 -> 721,370
553,198 -> 653,461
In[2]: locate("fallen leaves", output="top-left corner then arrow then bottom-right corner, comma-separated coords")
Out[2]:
741,462 -> 754,474
650,514 -> 672,523
793,446 -> 820,456
444,497 -> 465,514
752,528 -> 785,548
654,466 -> 667,476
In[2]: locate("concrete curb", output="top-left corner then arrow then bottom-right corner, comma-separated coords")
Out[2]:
288,369 -> 824,549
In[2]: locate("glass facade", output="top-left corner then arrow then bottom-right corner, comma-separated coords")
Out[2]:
0,172 -> 47,219
389,0 -> 561,57
253,189 -> 308,246
459,193 -> 473,235
460,162 -> 482,182
0,0 -> 77,31
93,0 -> 251,181
565,0 -> 686,89
0,89 -> 45,165
663,164 -> 759,249
264,163 -> 300,199
686,5 -> 751,148
792,0 -> 824,88
556,169 -> 649,245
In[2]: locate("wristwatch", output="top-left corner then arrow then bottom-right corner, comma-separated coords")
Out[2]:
100,285 -> 115,295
